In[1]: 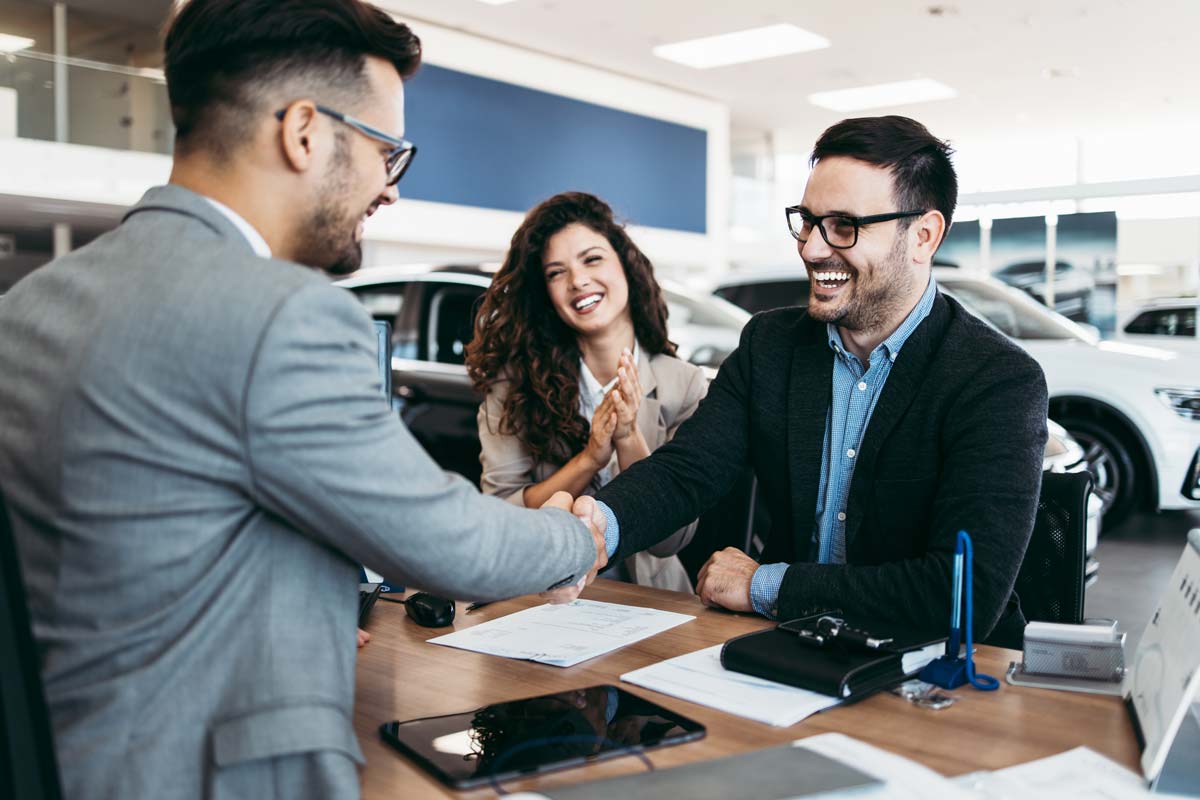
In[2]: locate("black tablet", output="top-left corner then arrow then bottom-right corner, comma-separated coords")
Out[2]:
380,685 -> 705,790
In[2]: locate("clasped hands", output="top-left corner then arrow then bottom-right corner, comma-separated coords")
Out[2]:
538,491 -> 609,603
583,348 -> 645,470
535,502 -> 759,613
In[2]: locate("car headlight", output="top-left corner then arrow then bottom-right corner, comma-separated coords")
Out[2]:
1154,387 -> 1200,420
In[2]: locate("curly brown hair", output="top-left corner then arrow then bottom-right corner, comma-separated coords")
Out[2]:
465,192 -> 676,466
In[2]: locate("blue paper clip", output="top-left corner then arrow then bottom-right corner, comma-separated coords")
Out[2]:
919,530 -> 999,691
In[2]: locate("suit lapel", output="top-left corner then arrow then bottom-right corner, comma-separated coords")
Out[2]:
635,350 -> 664,448
844,293 -> 950,547
787,320 -> 833,561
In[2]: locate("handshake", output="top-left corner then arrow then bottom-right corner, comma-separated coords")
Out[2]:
538,491 -> 609,604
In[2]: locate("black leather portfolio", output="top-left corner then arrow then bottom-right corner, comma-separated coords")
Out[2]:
720,611 -> 946,700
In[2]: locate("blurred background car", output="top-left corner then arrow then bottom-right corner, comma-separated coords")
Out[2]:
335,265 -> 749,485
710,268 -> 1200,528
1117,297 -> 1199,354
991,260 -> 1096,321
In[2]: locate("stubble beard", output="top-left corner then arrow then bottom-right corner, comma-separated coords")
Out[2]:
294,136 -> 365,276
807,232 -> 914,334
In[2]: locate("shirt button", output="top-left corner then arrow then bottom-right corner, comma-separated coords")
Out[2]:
857,381 -> 867,391
847,448 -> 856,458
837,512 -> 847,522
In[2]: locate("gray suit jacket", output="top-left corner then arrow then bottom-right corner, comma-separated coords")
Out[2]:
478,351 -> 707,593
0,185 -> 596,800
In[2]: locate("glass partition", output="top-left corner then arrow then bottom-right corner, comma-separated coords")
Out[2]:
67,60 -> 172,154
0,51 -> 54,140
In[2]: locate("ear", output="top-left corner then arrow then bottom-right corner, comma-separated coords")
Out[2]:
276,101 -> 321,175
911,210 -> 947,266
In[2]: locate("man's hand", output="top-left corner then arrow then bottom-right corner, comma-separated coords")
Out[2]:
695,547 -> 758,613
357,627 -> 371,648
539,493 -> 608,604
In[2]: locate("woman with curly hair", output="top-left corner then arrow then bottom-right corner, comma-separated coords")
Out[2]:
465,192 -> 706,592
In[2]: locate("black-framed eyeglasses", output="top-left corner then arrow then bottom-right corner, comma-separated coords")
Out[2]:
785,206 -> 926,249
274,104 -> 417,186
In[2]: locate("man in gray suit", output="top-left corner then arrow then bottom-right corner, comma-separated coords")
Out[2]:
0,1 -> 606,798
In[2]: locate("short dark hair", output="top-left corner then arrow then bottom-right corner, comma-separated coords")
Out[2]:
164,0 -> 421,159
811,115 -> 957,230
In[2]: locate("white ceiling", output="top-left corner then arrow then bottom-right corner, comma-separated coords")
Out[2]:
378,0 -> 1200,149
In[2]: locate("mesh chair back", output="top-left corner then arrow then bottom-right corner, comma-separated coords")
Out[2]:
0,491 -> 63,800
1013,471 -> 1092,625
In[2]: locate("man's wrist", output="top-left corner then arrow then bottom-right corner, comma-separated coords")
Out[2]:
749,563 -> 788,619
595,500 -> 620,559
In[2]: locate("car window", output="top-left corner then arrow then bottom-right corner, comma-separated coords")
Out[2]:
353,283 -> 405,322
996,260 -> 1071,277
1124,307 -> 1196,337
939,279 -> 1089,341
348,282 -> 418,359
715,280 -> 807,314
427,285 -> 486,365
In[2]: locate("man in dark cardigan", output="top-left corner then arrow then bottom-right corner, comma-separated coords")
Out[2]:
592,115 -> 1048,647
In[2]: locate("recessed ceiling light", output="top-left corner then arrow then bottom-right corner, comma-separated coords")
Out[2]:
653,24 -> 830,70
808,78 -> 956,112
0,34 -> 35,53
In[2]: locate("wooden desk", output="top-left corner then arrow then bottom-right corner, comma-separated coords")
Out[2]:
355,580 -> 1138,799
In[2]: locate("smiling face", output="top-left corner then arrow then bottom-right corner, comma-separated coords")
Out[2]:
542,222 -> 633,339
297,56 -> 404,275
798,156 -> 923,332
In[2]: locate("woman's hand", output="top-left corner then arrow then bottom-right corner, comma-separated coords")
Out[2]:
611,349 -> 642,441
584,392 -> 618,469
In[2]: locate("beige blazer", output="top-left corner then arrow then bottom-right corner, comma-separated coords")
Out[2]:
479,350 -> 708,593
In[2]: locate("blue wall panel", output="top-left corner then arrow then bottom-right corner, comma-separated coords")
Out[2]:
401,65 -> 708,234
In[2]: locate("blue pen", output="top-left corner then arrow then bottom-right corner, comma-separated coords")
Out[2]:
921,530 -> 999,691
946,534 -> 965,658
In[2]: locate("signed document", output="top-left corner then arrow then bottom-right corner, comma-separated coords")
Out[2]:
428,599 -> 694,667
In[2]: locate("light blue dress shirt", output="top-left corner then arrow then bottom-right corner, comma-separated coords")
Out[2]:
596,278 -> 937,617
748,277 -> 938,616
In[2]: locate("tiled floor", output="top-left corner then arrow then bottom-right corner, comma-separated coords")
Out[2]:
1085,507 -> 1200,653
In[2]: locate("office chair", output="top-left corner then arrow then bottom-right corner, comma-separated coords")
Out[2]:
1012,471 -> 1092,626
679,469 -> 763,584
0,490 -> 63,800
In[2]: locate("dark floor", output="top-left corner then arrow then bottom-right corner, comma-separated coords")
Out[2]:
1085,507 -> 1200,653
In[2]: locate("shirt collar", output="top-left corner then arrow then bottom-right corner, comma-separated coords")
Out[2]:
827,275 -> 937,363
580,339 -> 641,400
202,197 -> 272,259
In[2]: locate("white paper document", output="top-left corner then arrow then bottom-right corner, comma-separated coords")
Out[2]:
957,746 -> 1162,800
427,599 -> 694,667
620,645 -> 840,727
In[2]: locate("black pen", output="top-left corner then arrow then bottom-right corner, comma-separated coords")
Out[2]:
465,601 -> 493,613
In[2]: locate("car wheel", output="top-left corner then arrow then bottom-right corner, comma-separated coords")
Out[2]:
1054,415 -> 1137,528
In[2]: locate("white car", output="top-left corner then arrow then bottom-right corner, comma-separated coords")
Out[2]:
1116,298 -> 1199,354
712,268 -> 1200,525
